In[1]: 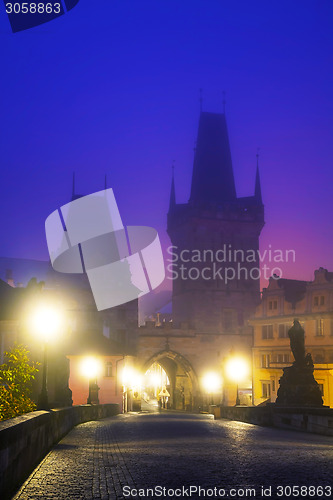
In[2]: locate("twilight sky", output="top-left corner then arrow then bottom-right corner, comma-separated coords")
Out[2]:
0,0 -> 332,289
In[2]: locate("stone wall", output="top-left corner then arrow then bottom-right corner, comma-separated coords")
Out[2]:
212,404 -> 333,436
0,404 -> 119,500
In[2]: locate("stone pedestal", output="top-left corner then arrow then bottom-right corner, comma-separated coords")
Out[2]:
276,364 -> 323,407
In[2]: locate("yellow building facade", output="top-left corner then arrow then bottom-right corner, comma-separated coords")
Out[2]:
252,268 -> 333,407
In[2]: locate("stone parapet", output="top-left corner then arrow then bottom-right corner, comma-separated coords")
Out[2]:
212,404 -> 333,436
0,404 -> 119,500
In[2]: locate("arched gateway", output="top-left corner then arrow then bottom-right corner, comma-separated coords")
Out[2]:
141,350 -> 198,410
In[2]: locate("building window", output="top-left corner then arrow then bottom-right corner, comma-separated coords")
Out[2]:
262,382 -> 271,398
105,362 -> 112,377
278,324 -> 288,338
262,324 -> 273,339
269,300 -> 278,310
320,296 -> 325,306
261,354 -> 270,368
316,319 -> 324,336
314,354 -> 324,364
223,311 -> 233,331
318,383 -> 324,396
277,353 -> 290,364
314,296 -> 319,306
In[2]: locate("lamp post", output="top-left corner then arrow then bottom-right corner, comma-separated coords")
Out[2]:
31,306 -> 62,410
39,341 -> 49,409
225,357 -> 249,406
81,357 -> 101,404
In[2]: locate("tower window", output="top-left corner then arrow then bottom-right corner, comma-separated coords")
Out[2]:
223,311 -> 233,331
117,309 -> 126,321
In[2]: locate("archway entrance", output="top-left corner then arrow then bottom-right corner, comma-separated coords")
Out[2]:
142,362 -> 170,409
141,351 -> 197,411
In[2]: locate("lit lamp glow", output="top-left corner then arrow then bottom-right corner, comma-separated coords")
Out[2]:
122,367 -> 142,389
225,357 -> 249,406
122,366 -> 142,412
31,306 -> 63,343
30,305 -> 63,410
202,372 -> 222,405
80,356 -> 102,405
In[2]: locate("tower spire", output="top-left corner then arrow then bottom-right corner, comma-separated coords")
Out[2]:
255,149 -> 263,205
189,111 -> 236,205
168,161 -> 176,212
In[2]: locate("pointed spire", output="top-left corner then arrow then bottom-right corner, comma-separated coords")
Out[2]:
189,111 -> 236,205
255,149 -> 263,205
169,161 -> 176,212
72,172 -> 76,200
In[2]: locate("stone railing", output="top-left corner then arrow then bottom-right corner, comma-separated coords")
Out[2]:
211,404 -> 333,436
0,404 -> 119,500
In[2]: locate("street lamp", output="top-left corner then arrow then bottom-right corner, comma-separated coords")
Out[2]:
31,306 -> 62,410
202,372 -> 222,406
225,357 -> 249,406
122,366 -> 142,412
80,356 -> 102,404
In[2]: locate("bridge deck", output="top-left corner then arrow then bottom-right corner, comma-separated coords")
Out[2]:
13,412 -> 333,499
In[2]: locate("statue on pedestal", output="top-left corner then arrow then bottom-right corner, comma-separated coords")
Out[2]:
275,320 -> 323,407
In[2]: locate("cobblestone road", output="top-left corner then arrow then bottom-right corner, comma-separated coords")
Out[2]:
13,412 -> 333,500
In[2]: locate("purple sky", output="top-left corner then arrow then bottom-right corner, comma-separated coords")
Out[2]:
0,1 -> 332,289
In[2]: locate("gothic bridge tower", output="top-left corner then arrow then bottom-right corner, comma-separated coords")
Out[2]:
167,111 -> 265,333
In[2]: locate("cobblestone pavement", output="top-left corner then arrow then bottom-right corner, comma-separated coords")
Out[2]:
13,412 -> 333,500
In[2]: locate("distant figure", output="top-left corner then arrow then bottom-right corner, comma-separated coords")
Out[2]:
288,320 -> 306,365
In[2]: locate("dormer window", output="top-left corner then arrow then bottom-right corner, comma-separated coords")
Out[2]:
268,300 -> 278,310
314,296 -> 325,307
